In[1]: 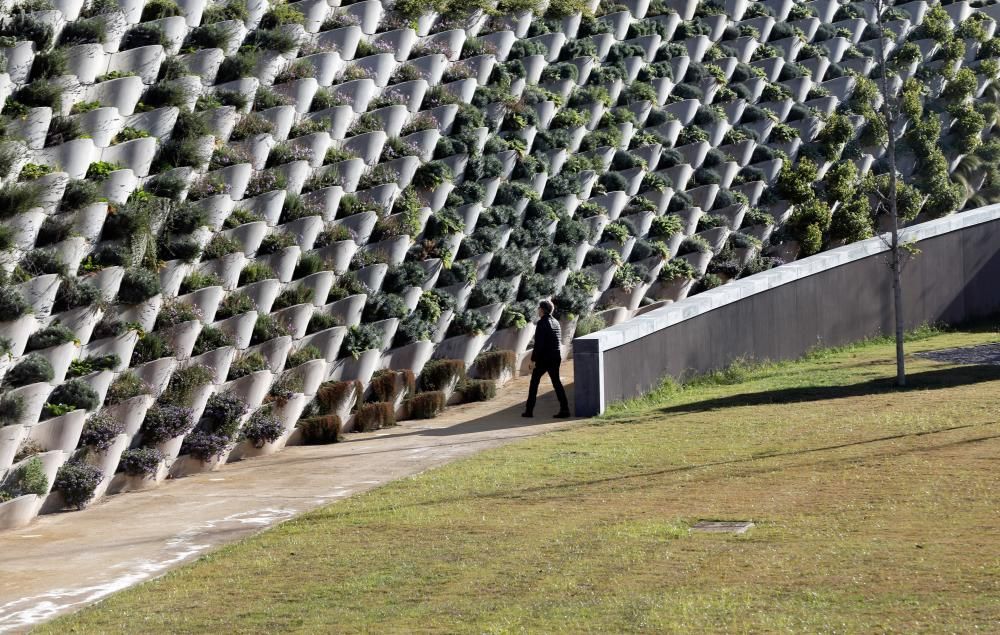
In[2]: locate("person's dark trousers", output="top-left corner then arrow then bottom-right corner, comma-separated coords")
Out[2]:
525,361 -> 569,415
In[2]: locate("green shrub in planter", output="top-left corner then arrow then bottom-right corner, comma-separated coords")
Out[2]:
459,379 -> 497,402
118,447 -> 164,477
1,456 -> 48,499
341,324 -> 383,359
251,314 -> 290,345
79,412 -> 125,452
419,359 -> 465,392
67,353 -> 120,378
393,314 -> 432,347
446,310 -> 492,337
650,216 -> 685,242
118,268 -> 161,305
407,391 -> 445,419
178,272 -> 222,296
105,371 -> 152,405
468,278 -> 514,309
228,351 -> 268,380
298,415 -> 342,444
240,261 -> 277,286
677,236 -> 712,256
43,379 -> 100,418
159,365 -> 213,407
354,401 -> 395,432
54,461 -> 104,509
272,285 -> 314,310
215,292 -> 256,319
131,332 -> 175,365
189,325 -> 233,357
287,345 -> 322,368
0,392 -> 25,427
53,276 -> 101,312
0,287 -> 30,322
5,354 -> 53,387
122,24 -> 169,50
473,350 -> 516,380
498,306 -> 529,330
26,324 -> 76,352
20,248 -> 68,276
362,292 -> 409,322
306,311 -> 342,334
382,262 -> 427,294
412,161 -> 453,190
575,313 -> 606,337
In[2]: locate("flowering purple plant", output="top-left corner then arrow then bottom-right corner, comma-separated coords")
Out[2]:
187,177 -> 231,201
180,431 -> 232,461
140,404 -> 195,444
118,447 -> 164,477
241,409 -> 284,447
244,170 -> 286,198
401,112 -> 440,135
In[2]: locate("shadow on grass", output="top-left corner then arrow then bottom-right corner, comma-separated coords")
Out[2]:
656,365 -> 1000,415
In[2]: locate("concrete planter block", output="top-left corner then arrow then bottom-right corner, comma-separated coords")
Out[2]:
240,279 -> 281,315
384,340 -> 434,375
27,410 -> 86,454
299,52 -> 343,87
297,270 -> 335,305
306,105 -> 354,139
275,77 -> 319,114
257,246 -> 301,283
75,107 -> 125,148
107,45 -> 165,84
98,168 -> 138,205
403,53 -> 450,86
0,495 -> 40,531
248,335 -> 293,374
301,184 -> 343,222
316,26 -> 362,60
163,320 -> 202,360
0,314 -> 35,359
434,332 -> 488,369
125,106 -> 179,140
52,305 -> 103,345
65,43 -> 107,84
214,310 -> 258,350
343,0 -> 383,34
177,285 -> 226,324
199,252 -> 246,291
17,274 -> 60,320
118,294 -> 164,334
330,347 -> 381,385
333,77 -> 377,113
0,424 -> 26,472
184,346 -> 236,385
9,382 -> 54,426
100,136 -> 157,176
297,325 -> 347,362
314,238 -> 359,274
323,293 -> 365,328
36,138 -> 96,180
355,52 -> 396,87
272,303 -> 314,339
353,262 -> 387,293
5,209 -> 46,252
242,189 -> 285,227
260,105 -> 296,141
287,131 -> 330,168
273,160 -> 311,195
85,75 -> 144,115
2,40 -> 36,84
496,10 -> 532,38
680,249 -> 713,276
178,47 -> 226,84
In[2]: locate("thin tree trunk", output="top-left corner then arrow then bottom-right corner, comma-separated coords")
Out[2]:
874,0 -> 906,386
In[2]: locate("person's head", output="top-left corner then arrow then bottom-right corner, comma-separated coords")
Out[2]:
538,299 -> 553,318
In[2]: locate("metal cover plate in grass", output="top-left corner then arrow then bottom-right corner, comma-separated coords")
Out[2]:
691,521 -> 755,534
915,344 -> 1000,365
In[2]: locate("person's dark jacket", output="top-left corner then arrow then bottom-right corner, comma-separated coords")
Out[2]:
531,314 -> 563,367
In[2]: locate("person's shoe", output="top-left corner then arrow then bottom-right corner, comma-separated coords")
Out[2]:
553,411 -> 571,418
521,412 -> 533,418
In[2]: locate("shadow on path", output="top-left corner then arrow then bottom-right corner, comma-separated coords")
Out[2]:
654,365 -> 1000,415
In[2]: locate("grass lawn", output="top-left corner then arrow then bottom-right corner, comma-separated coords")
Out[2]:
46,328 -> 1000,633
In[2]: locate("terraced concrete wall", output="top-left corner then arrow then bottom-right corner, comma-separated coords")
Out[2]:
574,205 -> 1000,415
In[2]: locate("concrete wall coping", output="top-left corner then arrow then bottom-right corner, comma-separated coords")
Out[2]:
577,205 -> 1000,353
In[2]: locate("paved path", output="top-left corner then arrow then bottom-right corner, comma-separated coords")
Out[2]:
0,372 -> 578,632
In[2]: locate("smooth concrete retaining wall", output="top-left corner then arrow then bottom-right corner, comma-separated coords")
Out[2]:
573,205 -> 1000,415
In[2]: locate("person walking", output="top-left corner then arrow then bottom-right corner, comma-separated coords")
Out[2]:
523,299 -> 570,418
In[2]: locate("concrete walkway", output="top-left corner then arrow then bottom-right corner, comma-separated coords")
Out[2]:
0,372 -> 578,633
